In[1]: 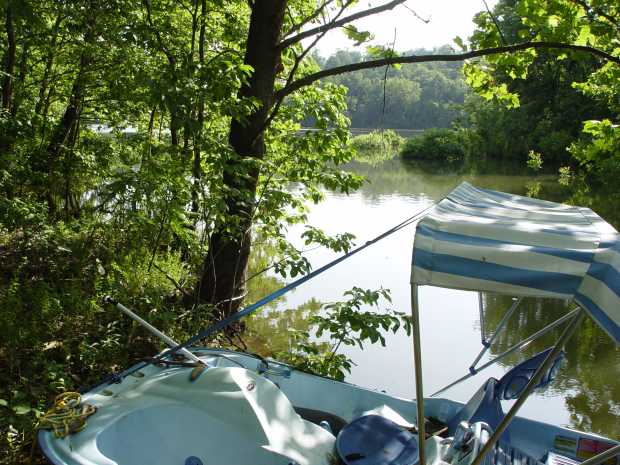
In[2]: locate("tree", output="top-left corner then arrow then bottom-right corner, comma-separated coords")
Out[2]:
199,0 -> 620,317
322,48 -> 466,129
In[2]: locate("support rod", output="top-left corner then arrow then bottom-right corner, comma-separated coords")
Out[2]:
431,307 -> 580,397
410,284 -> 426,465
469,308 -> 585,465
470,297 -> 522,371
578,445 -> 620,465
478,292 -> 486,345
104,296 -> 206,365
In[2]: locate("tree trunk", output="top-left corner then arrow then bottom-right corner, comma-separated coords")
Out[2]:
1,3 -> 15,112
0,3 -> 16,155
191,0 -> 207,216
11,38 -> 29,117
45,21 -> 94,215
197,1 -> 286,316
35,13 -> 62,117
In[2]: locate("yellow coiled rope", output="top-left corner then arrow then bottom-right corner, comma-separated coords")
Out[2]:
30,392 -> 97,463
36,392 -> 97,438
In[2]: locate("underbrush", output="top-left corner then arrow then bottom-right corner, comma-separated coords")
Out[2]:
0,212 -> 200,464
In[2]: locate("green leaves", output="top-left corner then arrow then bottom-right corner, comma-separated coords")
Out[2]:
274,287 -> 411,381
343,25 -> 374,47
301,226 -> 355,253
454,36 -> 468,51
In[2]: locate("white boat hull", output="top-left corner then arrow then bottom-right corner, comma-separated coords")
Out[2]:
39,349 -> 617,465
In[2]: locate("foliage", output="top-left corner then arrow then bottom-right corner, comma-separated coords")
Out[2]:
350,130 -> 404,163
318,48 -> 466,129
0,1 -> 364,462
463,0 -> 619,169
527,150 -> 543,171
569,119 -> 620,184
0,215 -> 200,463
401,128 -> 468,162
274,287 -> 412,381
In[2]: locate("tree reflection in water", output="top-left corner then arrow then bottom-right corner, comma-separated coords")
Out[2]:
481,294 -> 620,438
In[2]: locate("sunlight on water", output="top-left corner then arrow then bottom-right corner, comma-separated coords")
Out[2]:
245,158 -> 620,439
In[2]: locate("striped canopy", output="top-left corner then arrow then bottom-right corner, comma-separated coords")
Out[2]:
411,182 -> 620,345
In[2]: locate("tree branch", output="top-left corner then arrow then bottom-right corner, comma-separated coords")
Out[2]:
260,0 -> 353,133
276,41 -> 620,99
482,0 -> 506,45
142,0 -> 176,66
569,0 -> 620,30
284,0 -> 335,38
279,0 -> 406,49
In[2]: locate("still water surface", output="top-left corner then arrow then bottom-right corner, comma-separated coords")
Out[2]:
245,158 -> 619,439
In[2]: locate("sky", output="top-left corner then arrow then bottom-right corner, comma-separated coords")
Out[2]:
311,0 -> 498,57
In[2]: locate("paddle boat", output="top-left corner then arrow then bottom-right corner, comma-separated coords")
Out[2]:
38,182 -> 619,465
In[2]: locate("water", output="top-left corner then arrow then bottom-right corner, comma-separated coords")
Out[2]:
244,157 -> 620,439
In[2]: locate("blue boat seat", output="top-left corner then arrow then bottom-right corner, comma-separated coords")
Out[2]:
336,414 -> 419,465
448,348 -> 565,442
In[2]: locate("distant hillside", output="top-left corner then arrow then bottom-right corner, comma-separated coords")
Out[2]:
316,47 -> 466,130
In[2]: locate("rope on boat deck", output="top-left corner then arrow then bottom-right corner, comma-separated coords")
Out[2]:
30,392 -> 97,463
37,392 -> 97,438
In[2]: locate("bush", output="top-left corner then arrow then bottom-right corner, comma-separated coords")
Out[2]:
400,128 -> 467,162
0,216 -> 200,464
350,130 -> 404,163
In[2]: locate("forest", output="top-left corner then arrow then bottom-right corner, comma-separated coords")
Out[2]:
0,0 -> 618,462
317,47 -> 467,129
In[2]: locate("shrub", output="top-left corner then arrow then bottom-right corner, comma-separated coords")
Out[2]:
400,128 -> 467,162
350,130 -> 404,163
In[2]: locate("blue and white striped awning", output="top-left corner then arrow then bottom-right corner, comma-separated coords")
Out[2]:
411,182 -> 620,345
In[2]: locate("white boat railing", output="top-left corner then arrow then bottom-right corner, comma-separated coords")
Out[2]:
104,296 -> 207,366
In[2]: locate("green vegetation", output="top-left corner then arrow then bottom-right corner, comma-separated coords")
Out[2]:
400,128 -> 469,163
319,48 -> 466,129
463,0 -> 619,182
0,0 -> 619,462
350,130 -> 404,163
274,287 -> 411,381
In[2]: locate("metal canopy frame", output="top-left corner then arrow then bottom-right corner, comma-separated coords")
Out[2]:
430,302 -> 581,398
409,284 -> 592,465
469,308 -> 585,465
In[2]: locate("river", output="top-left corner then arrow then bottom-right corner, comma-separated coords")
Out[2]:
243,156 -> 620,439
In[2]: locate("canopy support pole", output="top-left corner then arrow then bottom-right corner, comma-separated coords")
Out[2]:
578,445 -> 620,465
470,308 -> 585,465
430,307 -> 580,397
410,284 -> 426,465
478,292 -> 486,346
470,297 -> 522,372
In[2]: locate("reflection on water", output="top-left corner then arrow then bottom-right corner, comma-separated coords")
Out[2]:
243,157 -> 619,439
482,295 -> 620,438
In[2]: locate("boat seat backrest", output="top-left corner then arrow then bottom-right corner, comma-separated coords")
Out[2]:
447,347 -> 565,442
447,378 -> 505,438
196,367 -> 336,465
494,348 -> 565,401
